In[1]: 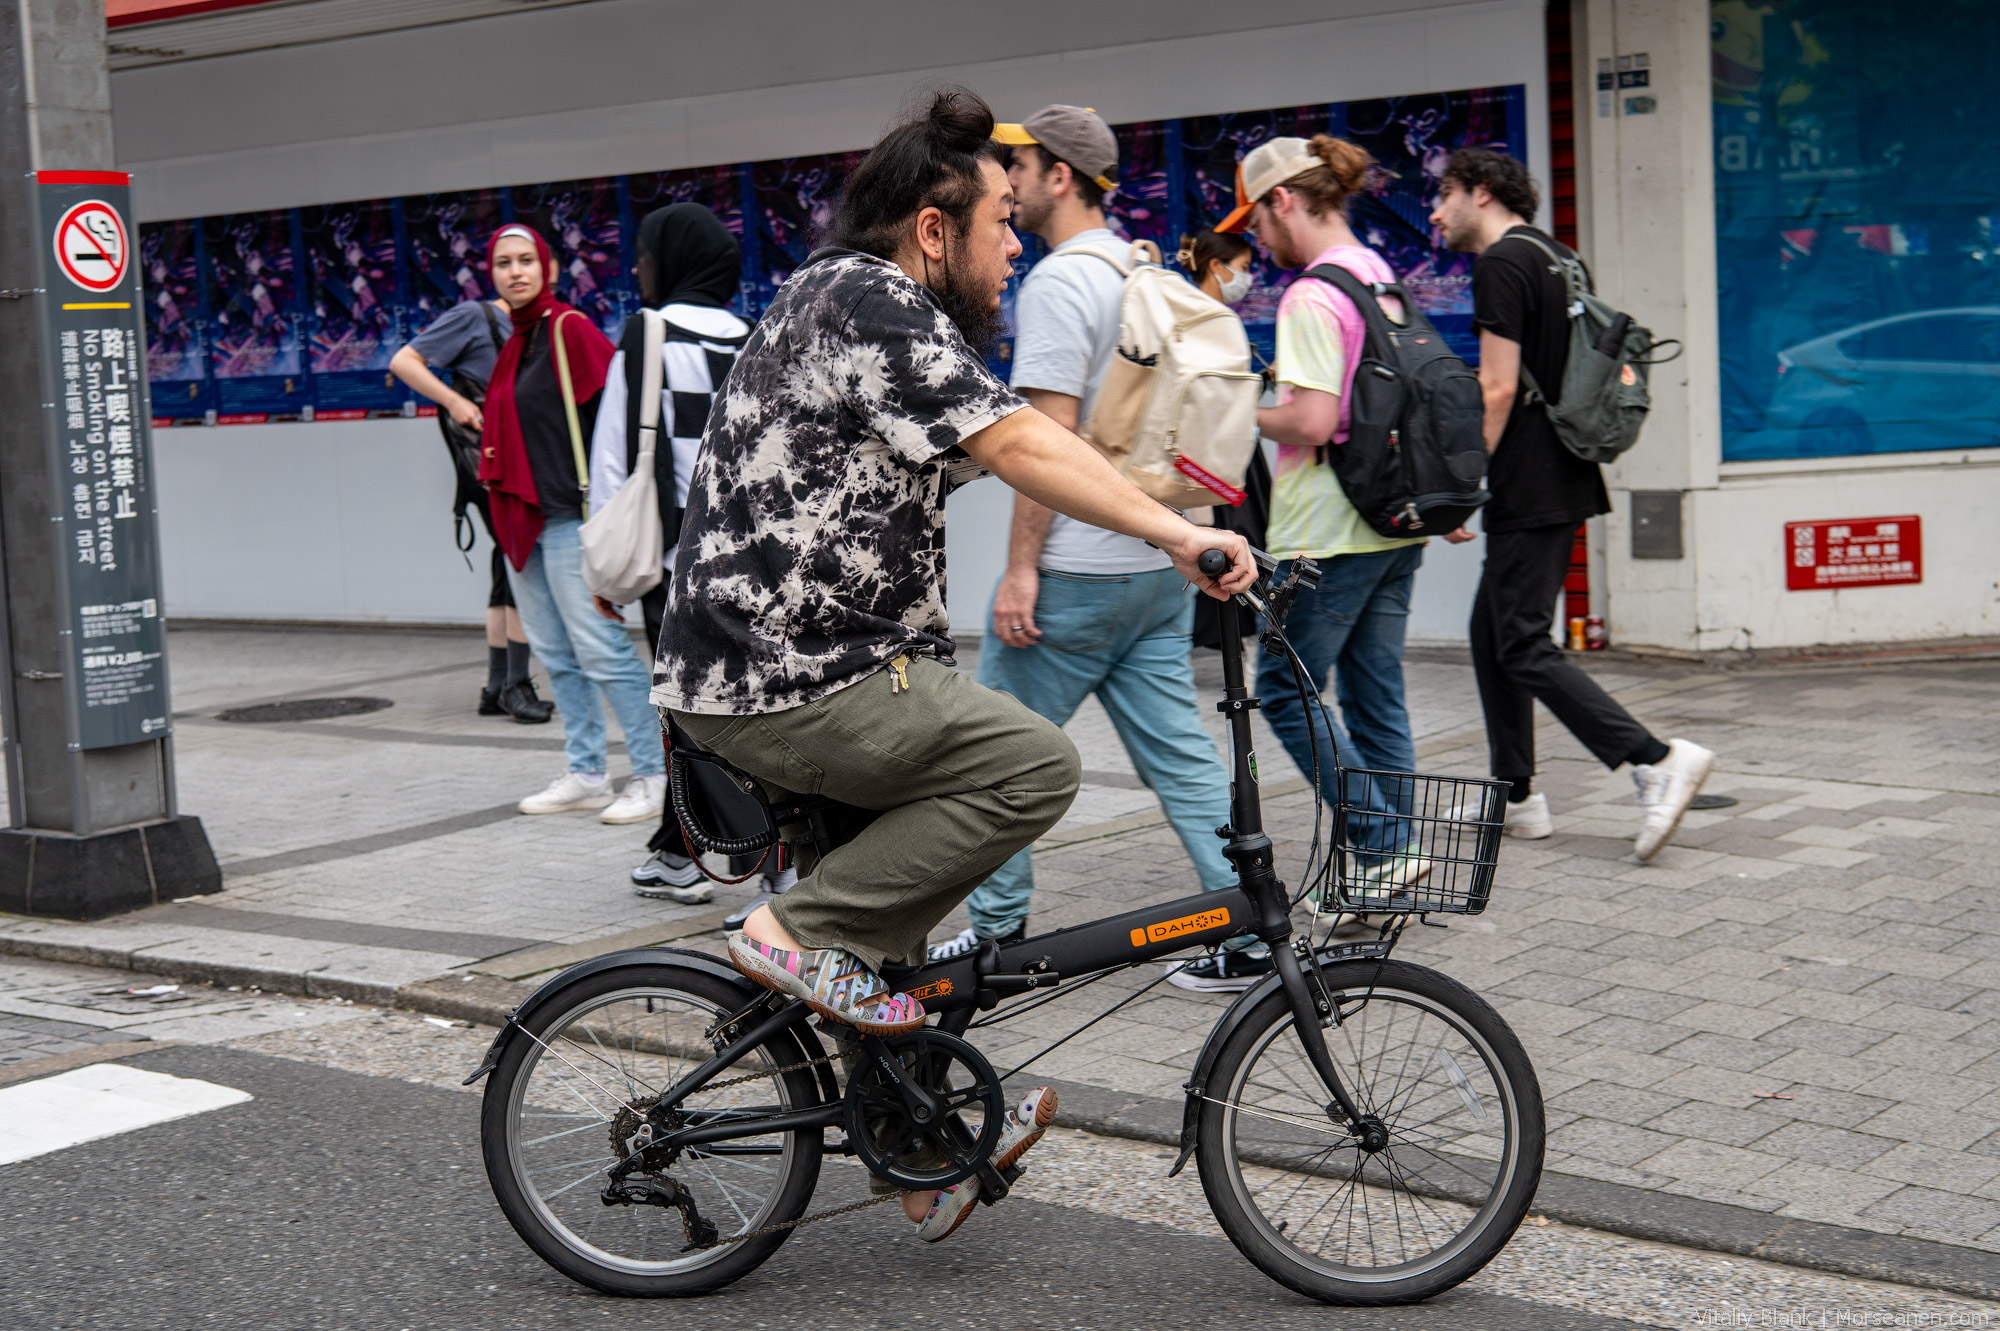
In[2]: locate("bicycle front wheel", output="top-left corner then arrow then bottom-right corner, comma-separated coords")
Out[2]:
479,963 -> 824,1296
1196,958 -> 1543,1305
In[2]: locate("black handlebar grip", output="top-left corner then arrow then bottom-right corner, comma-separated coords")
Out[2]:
1197,548 -> 1230,579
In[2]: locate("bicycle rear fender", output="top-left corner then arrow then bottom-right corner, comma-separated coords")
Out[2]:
1166,940 -> 1393,1177
461,945 -> 833,1101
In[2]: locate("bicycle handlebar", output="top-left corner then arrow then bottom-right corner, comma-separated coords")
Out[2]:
1197,547 -> 1231,579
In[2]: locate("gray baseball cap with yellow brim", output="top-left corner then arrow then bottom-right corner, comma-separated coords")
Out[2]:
993,105 -> 1119,193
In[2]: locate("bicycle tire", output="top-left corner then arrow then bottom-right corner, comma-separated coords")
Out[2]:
480,963 -> 824,1296
1196,958 -> 1543,1306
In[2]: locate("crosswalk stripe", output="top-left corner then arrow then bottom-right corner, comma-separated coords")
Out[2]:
0,1063 -> 251,1164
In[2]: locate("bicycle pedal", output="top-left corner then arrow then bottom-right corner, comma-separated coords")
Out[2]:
974,1160 -> 1013,1205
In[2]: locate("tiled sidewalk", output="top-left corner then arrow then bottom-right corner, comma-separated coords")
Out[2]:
1,625 -> 1996,1255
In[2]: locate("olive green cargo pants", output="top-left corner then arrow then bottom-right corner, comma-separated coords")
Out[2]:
671,656 -> 1080,971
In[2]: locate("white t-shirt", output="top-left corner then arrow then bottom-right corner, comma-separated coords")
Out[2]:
1009,229 -> 1173,575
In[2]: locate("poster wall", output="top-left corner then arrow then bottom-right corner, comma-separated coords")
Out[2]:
142,84 -> 1524,423
1712,0 -> 2000,461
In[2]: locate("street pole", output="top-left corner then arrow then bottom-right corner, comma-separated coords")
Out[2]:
0,0 -> 218,918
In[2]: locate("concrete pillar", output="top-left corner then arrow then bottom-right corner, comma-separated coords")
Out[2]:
1571,0 -> 1720,653
0,0 -> 218,916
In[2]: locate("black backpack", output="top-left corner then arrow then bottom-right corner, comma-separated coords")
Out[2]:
435,303 -> 510,553
1302,264 -> 1489,539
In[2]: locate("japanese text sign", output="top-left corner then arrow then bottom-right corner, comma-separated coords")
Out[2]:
1784,515 -> 1922,592
37,172 -> 169,749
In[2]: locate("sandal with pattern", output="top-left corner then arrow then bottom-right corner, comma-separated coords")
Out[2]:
913,1085 -> 1059,1243
727,931 -> 926,1035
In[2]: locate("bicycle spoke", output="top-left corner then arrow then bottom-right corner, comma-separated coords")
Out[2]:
1217,979 -> 1530,1282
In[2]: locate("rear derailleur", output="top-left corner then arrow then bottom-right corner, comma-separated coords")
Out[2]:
600,1175 -> 718,1251
600,1095 -> 717,1250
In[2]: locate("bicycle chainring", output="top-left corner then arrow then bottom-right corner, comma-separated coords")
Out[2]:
843,1029 -> 1004,1191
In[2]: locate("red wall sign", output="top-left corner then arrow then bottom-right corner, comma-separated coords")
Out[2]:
1785,515 -> 1922,591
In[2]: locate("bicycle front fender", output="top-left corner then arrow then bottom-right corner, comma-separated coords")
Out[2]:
1166,939 -> 1392,1177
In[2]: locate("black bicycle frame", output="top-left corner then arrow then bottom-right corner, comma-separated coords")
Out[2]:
632,582 -> 1375,1155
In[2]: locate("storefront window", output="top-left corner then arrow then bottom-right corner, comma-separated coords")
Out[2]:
1711,0 -> 2000,461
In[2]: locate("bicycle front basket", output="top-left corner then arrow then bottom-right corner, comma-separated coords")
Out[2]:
1330,769 -> 1509,915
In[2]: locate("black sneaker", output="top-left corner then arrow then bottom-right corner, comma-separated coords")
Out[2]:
479,684 -> 506,716
926,923 -> 1025,963
1168,948 -> 1273,993
499,679 -> 554,724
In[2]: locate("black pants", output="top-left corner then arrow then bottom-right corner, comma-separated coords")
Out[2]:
1470,523 -> 1655,782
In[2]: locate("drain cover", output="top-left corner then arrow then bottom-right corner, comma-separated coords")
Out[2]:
1688,793 -> 1739,810
216,697 -> 393,724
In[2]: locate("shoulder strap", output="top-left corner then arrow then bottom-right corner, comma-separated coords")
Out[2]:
481,300 -> 507,354
1301,263 -> 1398,344
551,310 -> 589,497
1051,242 -> 1141,278
636,309 -> 665,450
1508,230 -> 1591,303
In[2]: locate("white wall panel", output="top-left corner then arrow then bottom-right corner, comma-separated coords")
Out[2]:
126,0 -> 1548,633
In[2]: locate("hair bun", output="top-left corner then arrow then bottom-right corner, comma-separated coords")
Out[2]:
1309,135 -> 1375,195
924,87 -> 996,155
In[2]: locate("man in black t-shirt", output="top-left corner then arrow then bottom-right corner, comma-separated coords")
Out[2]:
1432,149 -> 1711,863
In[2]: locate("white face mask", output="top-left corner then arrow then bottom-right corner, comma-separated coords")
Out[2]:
1216,266 -> 1254,306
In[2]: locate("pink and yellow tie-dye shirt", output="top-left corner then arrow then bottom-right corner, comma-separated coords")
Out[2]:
1266,243 -> 1428,560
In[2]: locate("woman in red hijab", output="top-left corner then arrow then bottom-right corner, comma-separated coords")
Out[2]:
477,224 -> 666,825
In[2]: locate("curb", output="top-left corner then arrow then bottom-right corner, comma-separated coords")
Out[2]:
10,934 -> 1996,1302
0,931 -> 406,1007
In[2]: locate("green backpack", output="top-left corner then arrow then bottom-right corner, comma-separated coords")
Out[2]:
1512,232 -> 1681,464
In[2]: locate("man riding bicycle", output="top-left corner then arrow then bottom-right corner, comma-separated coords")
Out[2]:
651,87 -> 1253,1236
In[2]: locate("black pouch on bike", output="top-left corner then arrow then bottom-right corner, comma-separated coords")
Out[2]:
666,718 -> 779,856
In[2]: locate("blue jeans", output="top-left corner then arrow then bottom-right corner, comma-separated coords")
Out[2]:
1255,546 -> 1423,859
967,567 -> 1234,939
505,516 -> 665,779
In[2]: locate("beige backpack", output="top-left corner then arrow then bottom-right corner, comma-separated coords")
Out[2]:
1062,240 -> 1262,508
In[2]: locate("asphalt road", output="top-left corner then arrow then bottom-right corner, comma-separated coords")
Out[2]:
0,1044 -> 1649,1331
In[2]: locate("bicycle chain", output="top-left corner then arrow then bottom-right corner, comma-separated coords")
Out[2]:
647,1043 -> 907,1248
705,1189 -> 903,1247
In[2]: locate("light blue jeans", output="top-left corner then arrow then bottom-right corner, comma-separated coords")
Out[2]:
505,516 -> 665,779
967,567 -> 1235,939
1255,546 -> 1423,860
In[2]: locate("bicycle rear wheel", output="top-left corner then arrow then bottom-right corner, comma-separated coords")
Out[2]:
1196,958 -> 1542,1305
479,963 -> 824,1296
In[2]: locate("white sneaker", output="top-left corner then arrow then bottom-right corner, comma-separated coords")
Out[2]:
1632,738 -> 1715,862
1504,793 -> 1554,839
600,775 -> 667,825
518,771 -> 613,814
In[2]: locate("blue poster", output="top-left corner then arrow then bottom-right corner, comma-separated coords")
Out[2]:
139,219 -> 210,420
204,210 -> 306,418
1343,85 -> 1524,361
402,188 -> 505,337
302,199 -> 403,413
1712,0 -> 2000,460
628,164 -> 747,314
511,178 -> 632,340
749,153 -> 863,315
1180,104 -> 1333,363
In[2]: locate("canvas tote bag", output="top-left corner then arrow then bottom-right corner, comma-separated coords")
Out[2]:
579,309 -> 666,603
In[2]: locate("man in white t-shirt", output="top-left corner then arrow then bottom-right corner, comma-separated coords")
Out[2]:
929,106 -> 1237,964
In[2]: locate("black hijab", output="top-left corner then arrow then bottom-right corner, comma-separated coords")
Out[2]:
637,204 -> 740,308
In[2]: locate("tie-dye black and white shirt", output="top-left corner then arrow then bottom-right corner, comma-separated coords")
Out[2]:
653,248 -> 1026,716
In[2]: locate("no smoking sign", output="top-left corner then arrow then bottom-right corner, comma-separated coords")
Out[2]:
53,200 -> 129,294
